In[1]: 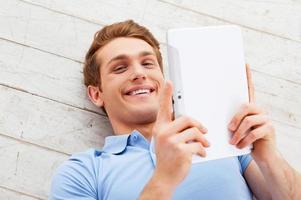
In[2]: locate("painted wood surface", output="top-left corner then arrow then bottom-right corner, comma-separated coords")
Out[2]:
0,0 -> 300,199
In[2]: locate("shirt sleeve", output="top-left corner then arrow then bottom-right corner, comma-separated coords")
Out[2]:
49,149 -> 101,200
238,153 -> 253,173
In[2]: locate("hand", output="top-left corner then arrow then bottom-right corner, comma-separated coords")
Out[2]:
228,64 -> 276,161
151,80 -> 210,190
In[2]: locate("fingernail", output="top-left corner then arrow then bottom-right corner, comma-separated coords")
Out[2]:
199,125 -> 207,133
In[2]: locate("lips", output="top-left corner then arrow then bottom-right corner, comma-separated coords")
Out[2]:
124,85 -> 155,96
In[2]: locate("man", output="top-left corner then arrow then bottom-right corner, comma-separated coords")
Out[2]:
50,20 -> 301,200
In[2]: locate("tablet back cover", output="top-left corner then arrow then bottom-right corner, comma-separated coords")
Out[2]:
167,25 -> 251,163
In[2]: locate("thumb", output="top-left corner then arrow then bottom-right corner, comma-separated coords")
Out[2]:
156,80 -> 173,124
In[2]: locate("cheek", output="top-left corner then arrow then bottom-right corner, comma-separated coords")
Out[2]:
103,73 -> 125,87
149,68 -> 164,79
152,71 -> 164,86
102,75 -> 128,97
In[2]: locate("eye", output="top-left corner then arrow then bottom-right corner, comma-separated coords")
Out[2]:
113,65 -> 127,73
142,60 -> 155,68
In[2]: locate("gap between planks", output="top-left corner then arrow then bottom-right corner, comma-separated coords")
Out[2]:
0,133 -> 71,156
0,185 -> 45,200
158,0 -> 301,44
0,82 -> 106,117
18,0 -> 301,44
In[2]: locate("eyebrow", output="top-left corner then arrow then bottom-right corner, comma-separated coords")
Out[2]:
106,51 -> 156,66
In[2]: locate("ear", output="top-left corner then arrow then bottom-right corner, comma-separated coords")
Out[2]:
87,85 -> 104,107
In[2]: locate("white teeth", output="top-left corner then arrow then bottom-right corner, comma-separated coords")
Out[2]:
130,89 -> 150,95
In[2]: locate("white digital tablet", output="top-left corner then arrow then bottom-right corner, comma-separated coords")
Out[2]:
166,25 -> 252,163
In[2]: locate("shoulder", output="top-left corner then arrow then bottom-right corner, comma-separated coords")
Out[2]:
68,148 -> 102,168
49,149 -> 103,200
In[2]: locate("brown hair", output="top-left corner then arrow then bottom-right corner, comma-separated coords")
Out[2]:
83,20 -> 163,88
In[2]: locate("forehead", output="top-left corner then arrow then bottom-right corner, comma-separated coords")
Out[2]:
96,37 -> 156,65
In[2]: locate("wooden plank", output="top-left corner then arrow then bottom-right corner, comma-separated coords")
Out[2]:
0,135 -> 67,199
0,85 -> 113,155
274,121 -> 301,172
0,0 -> 99,62
21,0 -> 148,25
256,90 -> 301,129
2,0 -> 301,85
0,39 -> 102,114
0,187 -> 41,200
253,70 -> 301,128
161,0 -> 301,42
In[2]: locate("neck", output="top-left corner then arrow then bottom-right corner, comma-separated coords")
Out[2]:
111,120 -> 155,141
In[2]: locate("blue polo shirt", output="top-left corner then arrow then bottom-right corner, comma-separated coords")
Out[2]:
50,130 -> 253,200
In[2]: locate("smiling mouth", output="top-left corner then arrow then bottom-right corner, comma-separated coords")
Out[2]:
126,88 -> 155,96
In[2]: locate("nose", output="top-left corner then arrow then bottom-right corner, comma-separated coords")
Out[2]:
130,63 -> 146,82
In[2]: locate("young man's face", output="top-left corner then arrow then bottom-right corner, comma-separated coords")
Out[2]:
94,37 -> 164,128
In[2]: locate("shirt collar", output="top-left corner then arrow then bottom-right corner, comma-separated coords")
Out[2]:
102,130 -> 149,154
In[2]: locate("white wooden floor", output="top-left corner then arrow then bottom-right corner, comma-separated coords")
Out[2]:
0,0 -> 300,199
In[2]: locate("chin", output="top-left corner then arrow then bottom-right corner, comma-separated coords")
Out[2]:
130,107 -> 158,124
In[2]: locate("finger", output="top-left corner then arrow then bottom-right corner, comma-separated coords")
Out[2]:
156,80 -> 173,124
184,142 -> 207,157
228,103 -> 263,132
246,64 -> 255,103
176,127 -> 210,147
236,124 -> 270,149
230,114 -> 268,145
170,115 -> 207,134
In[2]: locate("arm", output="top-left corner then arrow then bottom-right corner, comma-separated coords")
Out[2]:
139,174 -> 174,200
229,65 -> 301,200
139,81 -> 209,199
244,160 -> 271,200
251,146 -> 301,200
244,145 -> 301,200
